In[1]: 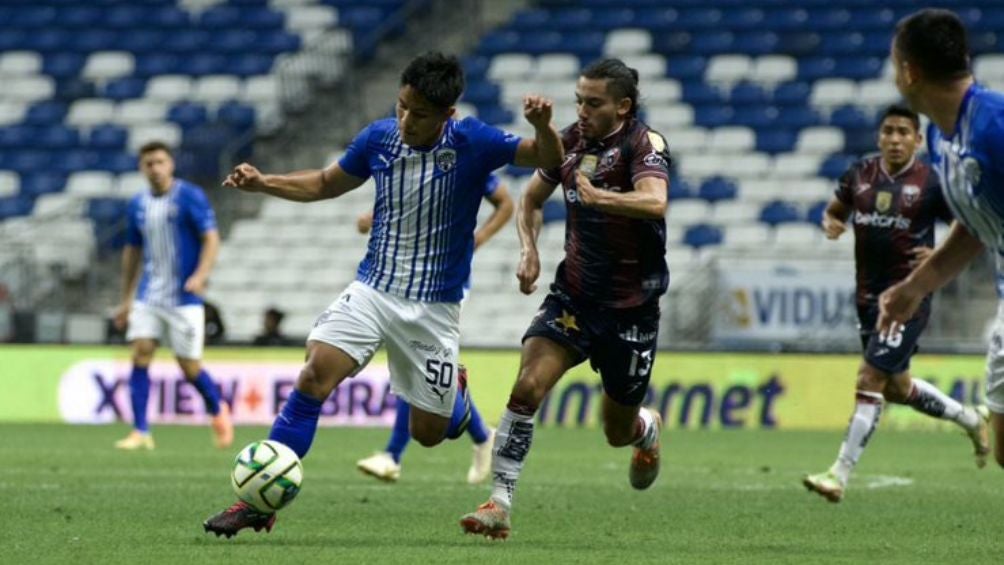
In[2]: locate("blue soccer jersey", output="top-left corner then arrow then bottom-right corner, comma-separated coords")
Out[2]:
125,179 -> 217,307
339,117 -> 520,302
927,83 -> 1004,294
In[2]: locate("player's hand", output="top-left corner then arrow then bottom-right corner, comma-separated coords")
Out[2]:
184,273 -> 208,296
877,280 -> 925,341
356,212 -> 373,235
112,302 -> 130,331
522,95 -> 553,129
575,172 -> 601,207
517,248 -> 540,295
222,163 -> 266,192
821,214 -> 846,240
908,246 -> 934,268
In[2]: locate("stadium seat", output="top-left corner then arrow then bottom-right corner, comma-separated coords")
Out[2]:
755,129 -> 797,154
0,171 -> 19,198
82,52 -> 135,83
604,29 -> 652,56
796,127 -> 845,155
699,176 -> 739,203
682,224 -> 723,249
0,51 -> 42,75
759,200 -> 801,226
707,127 -> 755,153
818,154 -> 857,179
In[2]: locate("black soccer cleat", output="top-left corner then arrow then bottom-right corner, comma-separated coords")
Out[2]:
203,501 -> 276,538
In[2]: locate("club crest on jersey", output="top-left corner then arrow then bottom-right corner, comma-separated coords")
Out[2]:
962,156 -> 982,188
599,148 -> 620,172
875,191 -> 892,213
435,149 -> 457,172
901,184 -> 920,206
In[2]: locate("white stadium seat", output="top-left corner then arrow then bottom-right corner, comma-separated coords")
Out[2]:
750,55 -> 797,86
604,29 -> 652,56
7,76 -> 55,103
618,54 -> 666,79
856,79 -> 901,108
114,100 -> 168,126
488,54 -> 535,81
82,51 -> 135,83
145,75 -> 194,104
809,78 -> 856,109
796,127 -> 845,155
705,55 -> 752,86
0,171 -> 18,197
707,126 -> 756,153
0,51 -> 42,75
127,123 -> 182,153
66,172 -> 116,198
534,54 -> 579,79
192,75 -> 243,106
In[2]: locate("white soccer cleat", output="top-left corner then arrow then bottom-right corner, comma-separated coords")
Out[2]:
802,470 -> 844,503
459,500 -> 511,540
967,405 -> 991,469
467,428 -> 495,484
114,430 -> 155,451
356,452 -> 401,482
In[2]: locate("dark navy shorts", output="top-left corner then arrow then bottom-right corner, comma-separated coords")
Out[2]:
857,303 -> 929,375
523,286 -> 660,406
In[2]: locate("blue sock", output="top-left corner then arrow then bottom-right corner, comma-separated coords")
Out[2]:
269,389 -> 323,459
129,365 -> 150,433
190,370 -> 221,416
385,401 -> 411,463
445,385 -> 472,440
466,401 -> 489,444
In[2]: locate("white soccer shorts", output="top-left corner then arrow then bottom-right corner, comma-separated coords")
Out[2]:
308,280 -> 461,418
985,300 -> 1004,413
126,302 -> 205,359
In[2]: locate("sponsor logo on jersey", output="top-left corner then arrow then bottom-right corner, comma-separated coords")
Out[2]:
853,211 -> 911,229
647,131 -> 666,152
901,184 -> 920,206
876,191 -> 892,213
435,148 -> 457,172
643,152 -> 667,168
856,182 -> 872,194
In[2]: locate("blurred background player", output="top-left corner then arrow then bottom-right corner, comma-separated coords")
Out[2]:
203,51 -> 562,537
356,172 -> 513,484
460,58 -> 670,540
252,307 -> 291,347
804,104 -> 989,503
879,9 -> 1004,470
112,141 -> 233,451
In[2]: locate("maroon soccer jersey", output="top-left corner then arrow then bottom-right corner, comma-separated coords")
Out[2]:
835,155 -> 951,306
538,117 -> 671,308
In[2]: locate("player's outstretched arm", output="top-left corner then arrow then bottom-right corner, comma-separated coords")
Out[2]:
516,173 -> 557,294
878,221 -> 984,335
575,173 -> 667,219
222,162 -> 366,202
513,95 -> 564,169
821,198 -> 850,240
474,182 -> 514,250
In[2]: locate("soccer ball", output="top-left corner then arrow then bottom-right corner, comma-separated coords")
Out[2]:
231,440 -> 303,513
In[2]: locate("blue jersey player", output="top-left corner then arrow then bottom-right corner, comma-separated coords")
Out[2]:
112,141 -> 233,451
879,10 -> 1004,470
203,52 -> 563,537
355,173 -> 514,484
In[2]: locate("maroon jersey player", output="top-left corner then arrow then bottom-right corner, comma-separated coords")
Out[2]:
459,58 -> 670,539
803,104 -> 988,503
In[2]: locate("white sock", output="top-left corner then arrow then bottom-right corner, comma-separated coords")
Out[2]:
489,408 -> 535,512
908,378 -> 979,429
832,391 -> 884,484
633,407 -> 657,450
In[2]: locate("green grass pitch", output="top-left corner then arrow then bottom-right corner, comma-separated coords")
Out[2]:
3,424 -> 1001,564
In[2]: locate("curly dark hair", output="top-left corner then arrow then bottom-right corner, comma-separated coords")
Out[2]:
400,51 -> 465,109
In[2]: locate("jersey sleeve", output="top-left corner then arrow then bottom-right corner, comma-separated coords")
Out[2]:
125,196 -> 142,246
338,124 -> 375,180
482,173 -> 500,198
465,117 -> 521,171
835,166 -> 855,205
184,185 -> 218,234
629,129 -> 672,184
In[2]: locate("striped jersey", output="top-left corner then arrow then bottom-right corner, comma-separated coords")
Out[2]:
927,83 -> 1004,294
339,117 -> 520,302
125,179 -> 217,307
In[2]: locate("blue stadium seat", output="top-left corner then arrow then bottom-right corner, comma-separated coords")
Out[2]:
559,32 -> 605,58
103,78 -> 147,101
806,200 -> 828,225
699,177 -> 738,203
24,30 -> 69,53
103,6 -> 147,29
54,79 -> 96,102
774,107 -> 820,129
62,6 -> 102,29
18,172 -> 65,197
542,199 -> 566,224
634,8 -> 680,31
547,8 -> 593,31
24,102 -> 67,126
683,83 -> 724,105
164,30 -> 209,54
819,32 -> 865,56
178,54 -> 227,76
819,154 -> 857,179
462,56 -> 490,81
199,6 -> 242,29
843,128 -> 876,156
38,126 -> 81,150
756,130 -> 797,154
969,31 -> 1000,55
677,8 -> 723,30
10,6 -> 56,29
510,9 -> 552,30
589,8 -> 638,31
667,56 -> 706,80
56,150 -> 102,174
804,9 -> 851,31
339,7 -> 386,32
256,31 -> 302,56
683,224 -> 723,249
0,127 -> 32,149
118,30 -> 166,54
772,82 -> 810,106
693,106 -> 734,128
764,9 -> 809,31
848,8 -> 895,30
244,8 -> 285,30
777,32 -> 821,56
478,31 -> 520,56
168,103 -> 210,130
134,55 -> 180,78
227,55 -> 275,77
652,32 -> 692,55
0,30 -> 26,51
89,125 -> 128,151
734,32 -> 779,56
759,201 -> 800,226
721,8 -> 763,31
733,106 -> 778,128
43,53 -> 86,79
861,32 -> 892,57
522,32 -> 563,55
150,6 -> 191,29
461,81 -> 500,106
730,83 -> 768,106
216,30 -> 258,55
88,197 -> 129,223
98,153 -> 139,175
690,31 -> 734,55
669,178 -> 694,200
829,105 -> 874,129
0,196 -> 34,220
832,56 -> 882,80
217,102 -> 256,132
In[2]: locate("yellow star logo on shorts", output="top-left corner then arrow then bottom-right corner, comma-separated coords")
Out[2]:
555,310 -> 579,332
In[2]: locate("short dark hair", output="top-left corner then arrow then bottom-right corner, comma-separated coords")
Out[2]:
400,51 -> 465,109
138,140 -> 173,157
581,58 -> 641,116
895,9 -> 971,83
879,104 -> 920,132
